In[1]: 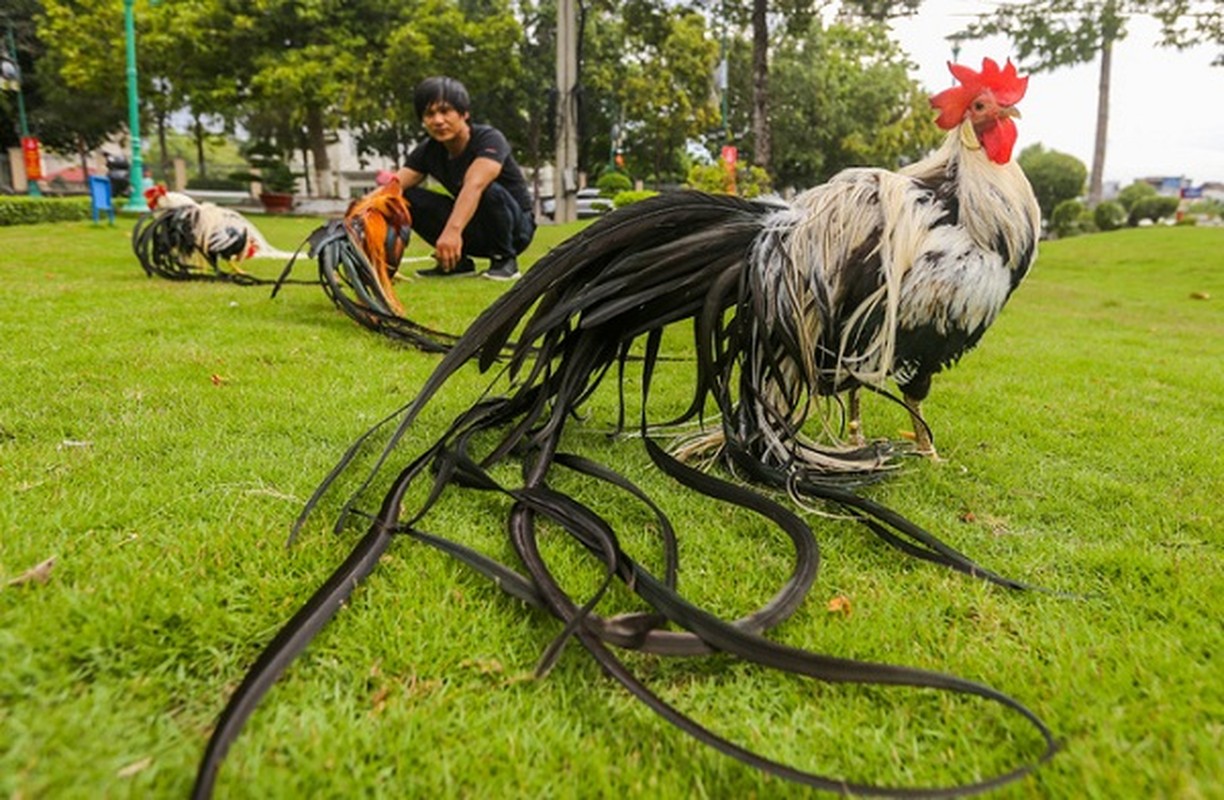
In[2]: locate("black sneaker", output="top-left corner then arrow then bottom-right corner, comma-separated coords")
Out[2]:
417,257 -> 476,277
483,256 -> 520,282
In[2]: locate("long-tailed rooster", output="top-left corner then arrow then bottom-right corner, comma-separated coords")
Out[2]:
279,177 -> 459,351
193,59 -> 1056,799
134,185 -> 293,280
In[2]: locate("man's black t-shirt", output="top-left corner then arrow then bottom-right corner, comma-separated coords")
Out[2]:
404,124 -> 532,214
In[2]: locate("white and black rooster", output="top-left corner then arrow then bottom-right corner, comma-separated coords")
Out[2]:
135,184 -> 292,280
195,58 -> 1057,799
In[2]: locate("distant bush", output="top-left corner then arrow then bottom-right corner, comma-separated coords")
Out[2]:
612,189 -> 659,208
1051,199 -> 1096,238
686,161 -> 772,198
1093,201 -> 1127,232
0,196 -> 92,226
595,172 -> 633,196
1116,181 -> 1157,212
187,175 -> 248,191
1129,195 -> 1179,226
1018,144 -> 1087,220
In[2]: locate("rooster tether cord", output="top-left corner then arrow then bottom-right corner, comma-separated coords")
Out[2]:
192,228 -> 1061,796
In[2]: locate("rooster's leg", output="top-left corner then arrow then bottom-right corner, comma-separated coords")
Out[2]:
903,394 -> 940,460
846,388 -> 865,446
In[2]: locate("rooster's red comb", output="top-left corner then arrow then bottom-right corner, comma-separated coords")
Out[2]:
930,58 -> 1028,131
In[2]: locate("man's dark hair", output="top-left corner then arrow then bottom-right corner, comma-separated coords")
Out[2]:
413,76 -> 471,120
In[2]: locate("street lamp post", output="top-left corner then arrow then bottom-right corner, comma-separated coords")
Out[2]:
3,22 -> 40,197
123,0 -> 148,210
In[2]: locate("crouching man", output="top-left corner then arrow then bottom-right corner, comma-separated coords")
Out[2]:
393,75 -> 535,281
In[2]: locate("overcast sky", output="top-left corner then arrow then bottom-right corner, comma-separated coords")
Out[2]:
886,1 -> 1224,186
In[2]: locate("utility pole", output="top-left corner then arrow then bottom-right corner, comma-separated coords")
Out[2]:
554,0 -> 578,224
122,0 -> 149,211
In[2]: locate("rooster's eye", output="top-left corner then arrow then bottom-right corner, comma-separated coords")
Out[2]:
973,101 -> 985,111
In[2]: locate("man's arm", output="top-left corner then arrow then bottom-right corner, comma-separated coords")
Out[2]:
394,166 -> 426,189
433,157 -> 503,270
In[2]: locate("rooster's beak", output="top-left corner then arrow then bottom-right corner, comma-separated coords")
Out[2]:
999,106 -> 1021,119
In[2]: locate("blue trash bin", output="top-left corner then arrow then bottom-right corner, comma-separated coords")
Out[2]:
89,175 -> 115,225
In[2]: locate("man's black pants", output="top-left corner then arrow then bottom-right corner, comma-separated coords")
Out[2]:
404,183 -> 535,260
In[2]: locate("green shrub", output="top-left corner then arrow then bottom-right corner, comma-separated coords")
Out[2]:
1050,199 -> 1094,238
1017,144 -> 1088,220
0,196 -> 93,226
686,161 -> 773,198
595,172 -> 633,196
187,175 -> 248,191
1116,181 -> 1157,212
612,189 -> 659,208
1129,195 -> 1179,226
1093,201 -> 1127,232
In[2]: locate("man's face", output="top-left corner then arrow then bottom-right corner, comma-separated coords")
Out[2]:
422,101 -> 468,144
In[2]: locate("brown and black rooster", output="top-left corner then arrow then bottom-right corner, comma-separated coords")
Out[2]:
194,59 -> 1054,799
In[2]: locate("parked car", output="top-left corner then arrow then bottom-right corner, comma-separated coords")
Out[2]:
542,187 -> 613,220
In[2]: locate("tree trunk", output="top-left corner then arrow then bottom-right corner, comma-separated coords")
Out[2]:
194,116 -> 207,178
305,105 -> 331,197
77,134 -> 88,186
300,143 -> 312,196
1088,31 -> 1114,206
157,110 -> 169,182
751,0 -> 770,170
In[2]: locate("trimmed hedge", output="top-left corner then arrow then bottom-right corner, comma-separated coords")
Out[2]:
0,195 -> 93,226
612,189 -> 659,208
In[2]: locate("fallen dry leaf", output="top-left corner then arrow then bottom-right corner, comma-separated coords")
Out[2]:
210,374 -> 226,386
826,595 -> 852,617
1189,291 -> 1210,300
7,556 -> 56,587
116,756 -> 153,778
370,685 -> 390,715
959,511 -> 977,523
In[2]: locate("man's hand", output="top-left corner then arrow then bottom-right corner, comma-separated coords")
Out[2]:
435,227 -> 464,270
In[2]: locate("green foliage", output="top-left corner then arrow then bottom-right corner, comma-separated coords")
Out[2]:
583,6 -> 720,184
2,221 -> 1222,798
766,20 -> 943,188
612,189 -> 660,207
686,161 -> 773,198
185,176 -> 249,192
1117,180 -> 1158,212
1093,200 -> 1127,231
960,1 -> 1224,74
595,172 -> 633,196
1018,144 -> 1088,220
1129,195 -> 1180,225
0,196 -> 91,226
1050,198 -> 1095,238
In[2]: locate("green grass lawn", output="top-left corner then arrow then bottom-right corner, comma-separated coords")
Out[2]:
1,214 -> 1221,798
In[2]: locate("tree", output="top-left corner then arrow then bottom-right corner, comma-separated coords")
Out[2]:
1017,144 -> 1088,220
583,2 -> 719,184
346,0 -> 525,167
717,0 -> 918,176
960,1 -> 1224,206
30,0 -> 132,176
767,19 -> 942,190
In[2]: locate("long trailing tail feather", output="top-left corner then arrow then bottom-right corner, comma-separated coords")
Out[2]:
196,187 -> 1059,797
